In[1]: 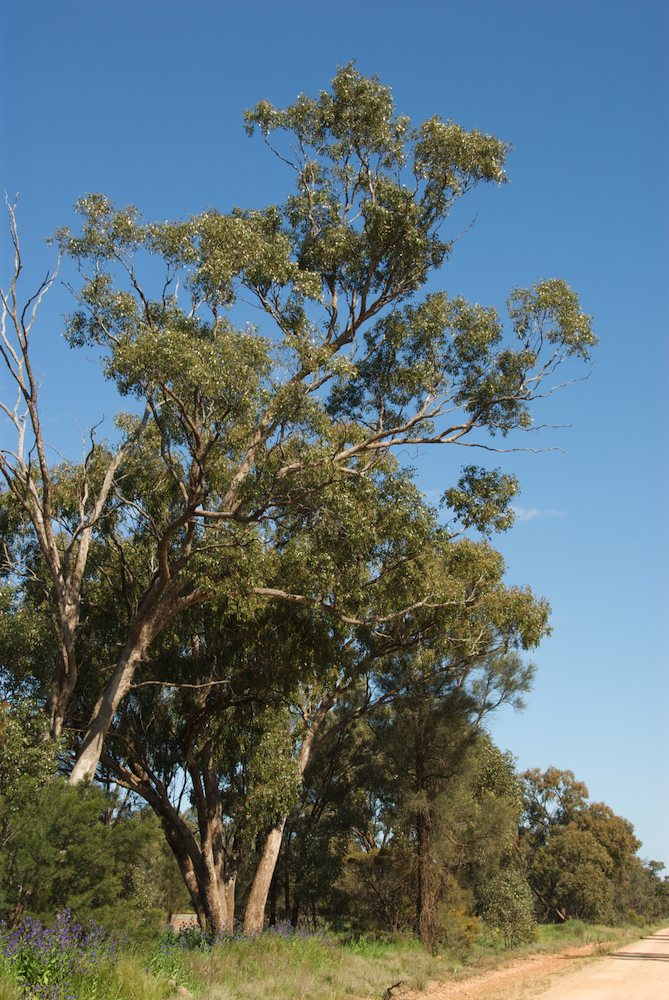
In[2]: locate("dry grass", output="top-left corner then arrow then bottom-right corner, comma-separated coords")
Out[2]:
182,933 -> 443,1000
178,921 -> 660,1000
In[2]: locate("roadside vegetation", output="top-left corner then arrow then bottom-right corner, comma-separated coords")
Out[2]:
0,916 -> 662,1000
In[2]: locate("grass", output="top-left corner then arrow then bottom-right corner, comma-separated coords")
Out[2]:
181,919 -> 668,1000
1,919 -> 664,1000
0,954 -> 177,1000
182,932 -> 442,1000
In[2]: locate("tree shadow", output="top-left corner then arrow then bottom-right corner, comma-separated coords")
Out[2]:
611,952 -> 669,962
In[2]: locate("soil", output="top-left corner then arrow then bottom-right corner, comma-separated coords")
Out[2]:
395,929 -> 669,1000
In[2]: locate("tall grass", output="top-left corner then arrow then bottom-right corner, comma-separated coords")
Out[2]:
180,930 -> 442,1000
1,917 -> 658,1000
175,919 -> 657,999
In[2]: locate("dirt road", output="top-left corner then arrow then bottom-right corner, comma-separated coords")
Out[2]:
526,928 -> 669,999
401,928 -> 669,1000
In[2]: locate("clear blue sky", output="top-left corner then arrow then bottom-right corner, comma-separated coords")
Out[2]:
1,1 -> 667,863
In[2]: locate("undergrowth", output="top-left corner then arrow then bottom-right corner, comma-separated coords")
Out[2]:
0,916 -> 662,1000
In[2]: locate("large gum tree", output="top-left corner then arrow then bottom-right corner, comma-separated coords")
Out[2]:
1,67 -> 594,825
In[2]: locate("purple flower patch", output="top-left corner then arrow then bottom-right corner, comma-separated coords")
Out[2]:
0,909 -> 122,999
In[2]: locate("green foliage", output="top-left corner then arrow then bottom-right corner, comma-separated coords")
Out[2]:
443,465 -> 519,535
147,935 -> 198,993
338,846 -> 417,934
0,66 -> 603,946
479,868 -> 537,947
242,709 -> 303,832
0,781 -> 164,934
434,906 -> 481,956
531,826 -> 615,923
0,701 -> 56,800
519,767 -> 665,925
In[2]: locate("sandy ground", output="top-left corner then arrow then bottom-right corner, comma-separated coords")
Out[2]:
522,929 -> 669,1000
398,928 -> 669,1000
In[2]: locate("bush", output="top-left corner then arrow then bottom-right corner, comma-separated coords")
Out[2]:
0,781 -> 177,938
337,847 -> 416,933
435,906 -> 480,956
479,869 -> 537,948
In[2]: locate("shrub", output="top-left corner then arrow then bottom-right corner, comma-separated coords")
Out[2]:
479,869 -> 537,948
435,906 -> 480,956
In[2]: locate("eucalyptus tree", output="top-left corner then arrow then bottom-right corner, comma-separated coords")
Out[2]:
1,64 -> 595,789
0,206 -> 149,739
519,768 -> 662,923
94,493 -> 549,935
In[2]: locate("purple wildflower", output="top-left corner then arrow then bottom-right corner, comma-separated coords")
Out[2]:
0,909 -> 120,999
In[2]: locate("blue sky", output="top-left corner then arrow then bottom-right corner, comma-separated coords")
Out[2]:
1,1 -> 667,863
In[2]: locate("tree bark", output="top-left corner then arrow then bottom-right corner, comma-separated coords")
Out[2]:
269,871 -> 277,927
244,819 -> 287,935
415,806 -> 435,949
242,697 -> 334,935
47,634 -> 78,742
69,584 -> 190,785
223,874 -> 237,933
69,640 -> 145,784
163,823 -> 207,930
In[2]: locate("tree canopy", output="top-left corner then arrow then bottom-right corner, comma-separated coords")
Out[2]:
0,66 -> 619,940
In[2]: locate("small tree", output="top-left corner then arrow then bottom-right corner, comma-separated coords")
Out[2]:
479,868 -> 536,947
0,702 -> 174,934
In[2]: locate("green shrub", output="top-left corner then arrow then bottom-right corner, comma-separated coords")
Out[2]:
479,869 -> 537,948
435,906 -> 481,955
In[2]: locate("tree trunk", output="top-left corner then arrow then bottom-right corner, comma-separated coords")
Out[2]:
69,640 -> 144,784
199,854 -> 229,935
269,871 -> 277,927
284,833 -> 291,920
163,811 -> 234,935
244,819 -> 287,935
223,874 -> 237,933
47,653 -> 77,741
102,740 -> 240,936
163,823 -> 207,930
242,697 -> 334,935
415,807 -> 435,949
69,582 -> 189,785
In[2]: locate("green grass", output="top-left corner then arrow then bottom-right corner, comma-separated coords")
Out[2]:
0,947 -> 180,1000
182,933 -> 442,1000
1,919 -> 663,1000
182,919 -> 666,1000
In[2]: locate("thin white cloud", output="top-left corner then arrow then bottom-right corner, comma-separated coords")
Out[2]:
512,505 -> 567,523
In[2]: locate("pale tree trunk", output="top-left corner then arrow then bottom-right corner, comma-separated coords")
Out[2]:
243,697 -> 334,935
199,854 -> 229,934
69,641 -> 145,784
223,874 -> 237,932
0,230 -> 149,745
188,751 -> 236,935
180,859 -> 207,931
69,585 -> 191,785
243,820 -> 287,935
